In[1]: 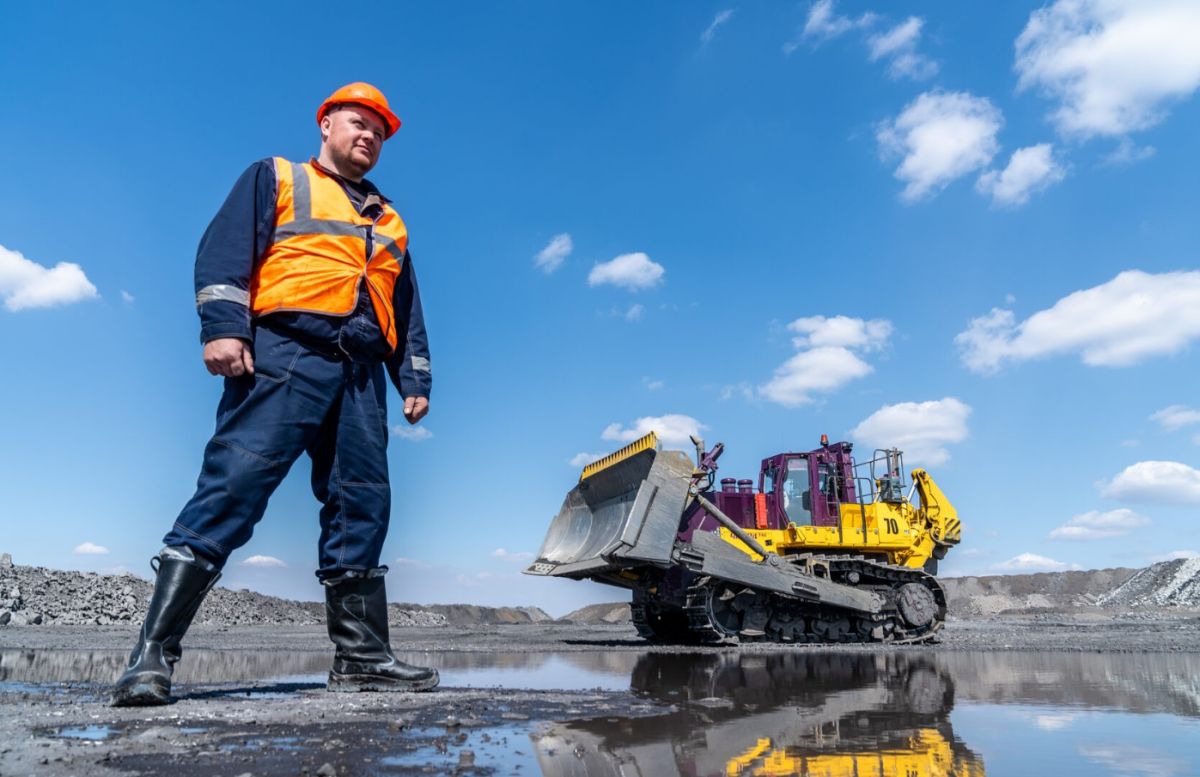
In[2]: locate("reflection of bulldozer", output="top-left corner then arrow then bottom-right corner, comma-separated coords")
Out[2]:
526,433 -> 961,643
531,653 -> 985,777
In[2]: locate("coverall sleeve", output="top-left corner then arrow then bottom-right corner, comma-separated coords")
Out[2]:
386,251 -> 432,399
194,159 -> 277,344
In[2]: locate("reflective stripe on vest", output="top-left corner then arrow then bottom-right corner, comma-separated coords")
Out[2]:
250,158 -> 408,352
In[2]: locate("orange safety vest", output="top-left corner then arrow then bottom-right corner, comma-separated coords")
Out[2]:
251,157 -> 408,352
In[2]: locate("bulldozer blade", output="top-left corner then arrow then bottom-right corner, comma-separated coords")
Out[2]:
524,437 -> 695,581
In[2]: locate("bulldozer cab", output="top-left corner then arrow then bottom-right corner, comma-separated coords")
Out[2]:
759,443 -> 859,529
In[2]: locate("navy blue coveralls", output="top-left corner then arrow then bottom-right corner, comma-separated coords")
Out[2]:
162,158 -> 431,580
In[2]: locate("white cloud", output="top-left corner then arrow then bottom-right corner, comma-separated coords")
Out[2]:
793,0 -> 876,50
956,271 -> 1200,374
588,252 -> 665,291
1015,0 -> 1200,138
994,553 -> 1080,572
625,303 -> 644,322
491,548 -> 534,562
534,233 -> 573,274
120,290 -> 135,304
1034,713 -> 1080,731
1079,744 -> 1189,777
877,90 -> 1003,202
1048,508 -> 1150,540
976,143 -> 1067,206
73,542 -> 110,555
568,452 -> 603,467
701,9 -> 735,45
241,555 -> 286,568
720,381 -> 754,401
1150,405 -> 1200,432
850,398 -> 971,466
643,377 -> 664,391
392,425 -> 433,442
789,315 -> 892,351
0,243 -> 99,311
1100,460 -> 1200,505
602,414 -> 705,449
868,17 -> 937,80
1149,549 -> 1200,562
760,347 -> 873,407
393,556 -> 432,569
759,316 -> 891,407
1102,137 -> 1157,166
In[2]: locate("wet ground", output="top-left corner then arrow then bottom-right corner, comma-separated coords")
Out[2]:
2,616 -> 1200,776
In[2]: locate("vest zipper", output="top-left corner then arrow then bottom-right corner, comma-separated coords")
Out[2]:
362,220 -> 395,347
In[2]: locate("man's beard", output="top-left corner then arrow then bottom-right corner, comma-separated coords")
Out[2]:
332,144 -> 373,178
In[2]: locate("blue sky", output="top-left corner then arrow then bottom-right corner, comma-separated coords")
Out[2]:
1,1 -> 1198,616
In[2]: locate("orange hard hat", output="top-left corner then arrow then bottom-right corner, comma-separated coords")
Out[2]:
316,82 -> 402,139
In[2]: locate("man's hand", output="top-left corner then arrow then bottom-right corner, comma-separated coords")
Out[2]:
403,396 -> 429,424
203,338 -> 254,377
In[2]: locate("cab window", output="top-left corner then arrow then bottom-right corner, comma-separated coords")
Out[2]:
781,457 -> 813,526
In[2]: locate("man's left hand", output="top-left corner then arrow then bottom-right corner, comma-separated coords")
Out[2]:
403,396 -> 429,424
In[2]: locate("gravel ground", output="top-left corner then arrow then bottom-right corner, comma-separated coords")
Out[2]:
2,614 -> 1200,776
3,548 -> 1199,776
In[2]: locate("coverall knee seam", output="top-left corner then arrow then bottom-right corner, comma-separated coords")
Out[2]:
338,480 -> 390,488
170,522 -> 230,555
211,437 -> 279,467
334,453 -> 348,569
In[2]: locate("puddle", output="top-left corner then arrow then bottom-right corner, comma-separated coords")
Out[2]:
7,649 -> 1200,774
532,652 -> 1200,776
219,736 -> 304,753
0,648 -> 636,691
57,725 -> 111,740
378,724 -> 539,773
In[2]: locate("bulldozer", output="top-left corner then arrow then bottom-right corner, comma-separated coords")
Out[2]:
524,432 -> 962,644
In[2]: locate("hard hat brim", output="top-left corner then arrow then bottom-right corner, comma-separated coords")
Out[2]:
317,98 -> 402,140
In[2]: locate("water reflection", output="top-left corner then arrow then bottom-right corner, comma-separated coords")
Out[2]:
4,647 -> 1199,775
0,648 -> 637,690
534,653 -> 985,776
936,652 -> 1200,717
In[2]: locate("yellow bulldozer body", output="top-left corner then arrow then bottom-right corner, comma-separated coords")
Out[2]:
716,467 -> 961,570
727,729 -> 984,777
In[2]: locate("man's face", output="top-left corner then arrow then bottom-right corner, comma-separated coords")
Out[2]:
321,104 -> 386,178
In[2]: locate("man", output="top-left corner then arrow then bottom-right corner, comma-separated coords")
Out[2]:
112,82 -> 438,706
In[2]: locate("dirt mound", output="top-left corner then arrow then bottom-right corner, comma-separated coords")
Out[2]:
1099,558 -> 1200,608
943,567 -> 1138,618
396,603 -> 552,626
0,554 -> 444,628
560,602 -> 632,624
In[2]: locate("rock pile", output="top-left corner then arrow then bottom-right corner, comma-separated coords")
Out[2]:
396,603 -> 553,626
1099,558 -> 1200,609
942,567 -> 1139,618
561,601 -> 633,625
0,554 -> 445,628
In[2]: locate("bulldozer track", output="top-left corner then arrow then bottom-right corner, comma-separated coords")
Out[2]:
671,556 -> 946,645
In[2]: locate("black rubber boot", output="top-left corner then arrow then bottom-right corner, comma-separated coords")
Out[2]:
111,547 -> 220,707
324,571 -> 439,692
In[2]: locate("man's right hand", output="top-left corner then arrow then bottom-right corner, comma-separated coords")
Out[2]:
203,338 -> 255,377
